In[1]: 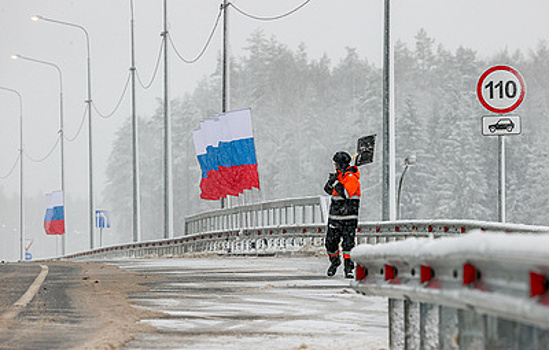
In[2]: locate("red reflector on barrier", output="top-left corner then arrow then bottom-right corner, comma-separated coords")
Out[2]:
283,229 -> 287,233
302,229 -> 306,233
420,265 -> 434,283
463,263 -> 477,285
428,225 -> 433,232
444,226 -> 449,232
395,226 -> 399,232
376,227 -> 380,233
530,271 -> 547,298
357,227 -> 361,233
356,266 -> 367,280
461,227 -> 466,233
270,230 -> 273,235
318,228 -> 322,233
385,264 -> 396,280
258,231 -> 261,235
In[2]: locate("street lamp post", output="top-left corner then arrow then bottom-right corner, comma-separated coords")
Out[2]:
129,0 -> 142,243
12,54 -> 66,256
162,0 -> 174,239
397,155 -> 416,220
32,15 -> 95,250
0,86 -> 24,261
382,0 -> 396,221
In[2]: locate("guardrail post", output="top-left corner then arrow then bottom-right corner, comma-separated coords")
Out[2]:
439,306 -> 458,350
404,300 -> 420,349
389,298 -> 405,349
458,308 -> 486,349
419,303 -> 439,349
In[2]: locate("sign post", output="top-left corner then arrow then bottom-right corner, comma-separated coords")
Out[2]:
24,238 -> 33,261
477,65 -> 526,223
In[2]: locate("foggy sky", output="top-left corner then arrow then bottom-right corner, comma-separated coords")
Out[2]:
1,0 -> 548,204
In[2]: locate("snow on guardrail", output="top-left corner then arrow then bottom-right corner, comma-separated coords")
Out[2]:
350,230 -> 549,348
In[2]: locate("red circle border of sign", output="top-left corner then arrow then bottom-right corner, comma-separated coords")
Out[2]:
476,65 -> 526,114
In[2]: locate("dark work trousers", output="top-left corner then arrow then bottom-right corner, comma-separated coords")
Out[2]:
325,218 -> 357,263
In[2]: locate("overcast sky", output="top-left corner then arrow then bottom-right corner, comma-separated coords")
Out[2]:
1,0 -> 548,205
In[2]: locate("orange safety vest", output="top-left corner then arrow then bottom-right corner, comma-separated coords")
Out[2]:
331,166 -> 361,198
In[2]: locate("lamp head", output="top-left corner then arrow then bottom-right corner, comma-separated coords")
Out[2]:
11,54 -> 21,60
31,15 -> 43,21
405,155 -> 417,166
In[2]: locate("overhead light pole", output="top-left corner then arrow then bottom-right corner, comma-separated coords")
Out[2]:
129,0 -> 141,242
382,0 -> 396,221
0,86 -> 24,261
32,15 -> 95,250
162,0 -> 174,239
12,54 -> 67,255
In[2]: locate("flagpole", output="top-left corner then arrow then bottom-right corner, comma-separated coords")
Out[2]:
221,0 -> 229,209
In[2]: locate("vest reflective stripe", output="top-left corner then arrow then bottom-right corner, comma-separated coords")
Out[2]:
328,214 -> 359,220
327,249 -> 340,257
331,195 -> 361,200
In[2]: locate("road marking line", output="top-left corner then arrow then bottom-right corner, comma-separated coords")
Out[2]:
1,264 -> 49,321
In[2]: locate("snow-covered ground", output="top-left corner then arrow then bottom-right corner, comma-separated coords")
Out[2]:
115,256 -> 388,350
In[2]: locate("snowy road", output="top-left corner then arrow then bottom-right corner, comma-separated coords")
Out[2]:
115,256 -> 388,350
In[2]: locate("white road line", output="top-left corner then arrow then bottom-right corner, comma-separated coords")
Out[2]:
1,264 -> 49,321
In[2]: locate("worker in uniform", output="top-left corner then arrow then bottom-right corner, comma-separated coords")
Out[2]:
323,151 -> 361,278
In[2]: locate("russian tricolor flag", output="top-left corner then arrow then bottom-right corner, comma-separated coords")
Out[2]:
193,108 -> 260,200
44,190 -> 65,235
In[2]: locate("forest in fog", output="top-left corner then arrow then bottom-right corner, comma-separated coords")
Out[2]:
104,29 -> 549,242
5,28 -> 549,246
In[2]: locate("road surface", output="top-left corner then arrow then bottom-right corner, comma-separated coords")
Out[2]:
0,256 -> 388,349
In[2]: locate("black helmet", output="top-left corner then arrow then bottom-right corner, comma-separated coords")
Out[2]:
333,151 -> 351,168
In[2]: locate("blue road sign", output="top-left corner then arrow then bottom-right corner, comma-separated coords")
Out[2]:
95,210 -> 111,229
25,252 -> 32,261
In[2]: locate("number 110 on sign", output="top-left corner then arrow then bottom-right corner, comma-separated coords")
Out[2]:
484,80 -> 517,100
477,65 -> 526,114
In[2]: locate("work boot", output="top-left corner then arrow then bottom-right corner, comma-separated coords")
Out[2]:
327,256 -> 341,277
344,259 -> 354,279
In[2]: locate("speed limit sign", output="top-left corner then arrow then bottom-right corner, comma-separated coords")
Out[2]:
477,65 -> 526,114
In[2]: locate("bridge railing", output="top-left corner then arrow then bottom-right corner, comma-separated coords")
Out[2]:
63,195 -> 549,261
184,196 -> 330,235
351,230 -> 549,349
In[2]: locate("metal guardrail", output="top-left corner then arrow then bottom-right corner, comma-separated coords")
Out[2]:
184,196 -> 330,235
351,230 -> 549,349
63,195 -> 549,261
